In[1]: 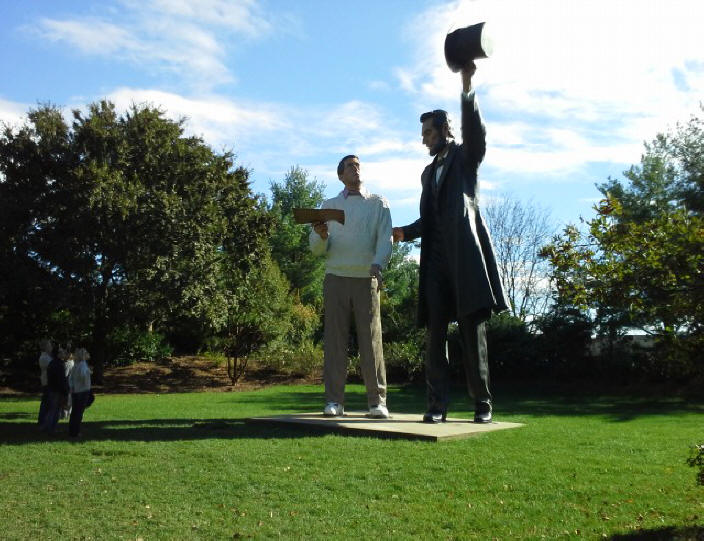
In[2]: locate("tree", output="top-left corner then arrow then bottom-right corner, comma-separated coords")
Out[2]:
484,195 -> 555,323
541,109 -> 704,378
378,242 -> 425,380
222,254 -> 291,384
380,242 -> 420,343
268,166 -> 326,307
0,101 -> 271,381
0,106 -> 87,363
668,105 -> 704,213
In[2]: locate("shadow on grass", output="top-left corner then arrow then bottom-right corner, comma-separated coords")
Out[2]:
608,525 -> 704,540
385,384 -> 704,422
0,412 -> 34,420
492,381 -> 704,422
2,384 -> 702,445
0,418 -> 338,445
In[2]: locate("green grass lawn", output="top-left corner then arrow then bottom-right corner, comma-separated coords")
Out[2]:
1,383 -> 702,539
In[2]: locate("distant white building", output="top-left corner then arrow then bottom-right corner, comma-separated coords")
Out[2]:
588,333 -> 656,357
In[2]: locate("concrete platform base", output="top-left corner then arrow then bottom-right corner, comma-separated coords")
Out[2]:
246,411 -> 524,442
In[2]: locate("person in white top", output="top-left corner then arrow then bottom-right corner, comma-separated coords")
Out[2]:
37,339 -> 53,425
309,155 -> 392,419
60,347 -> 74,420
69,348 -> 93,438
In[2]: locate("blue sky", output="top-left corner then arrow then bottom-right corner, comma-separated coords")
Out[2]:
1,0 -> 703,233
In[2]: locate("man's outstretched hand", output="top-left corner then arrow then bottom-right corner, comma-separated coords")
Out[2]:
392,227 -> 404,243
462,60 -> 476,93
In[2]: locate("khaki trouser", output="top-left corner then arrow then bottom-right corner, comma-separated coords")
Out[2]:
323,273 -> 387,407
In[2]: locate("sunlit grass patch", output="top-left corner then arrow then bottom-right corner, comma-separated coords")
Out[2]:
1,384 -> 702,539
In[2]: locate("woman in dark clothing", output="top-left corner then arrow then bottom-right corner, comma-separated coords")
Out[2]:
40,346 -> 69,434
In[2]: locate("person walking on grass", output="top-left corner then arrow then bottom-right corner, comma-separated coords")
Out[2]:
310,154 -> 392,419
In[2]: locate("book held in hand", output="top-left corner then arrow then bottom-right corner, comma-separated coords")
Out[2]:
292,208 -> 345,225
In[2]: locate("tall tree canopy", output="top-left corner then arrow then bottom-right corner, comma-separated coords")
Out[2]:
0,101 -> 270,380
268,166 -> 326,307
542,108 -> 704,374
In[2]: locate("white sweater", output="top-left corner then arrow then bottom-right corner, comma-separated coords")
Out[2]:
70,361 -> 92,393
309,187 -> 392,278
39,352 -> 52,386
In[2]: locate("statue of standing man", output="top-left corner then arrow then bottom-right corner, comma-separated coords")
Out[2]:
310,155 -> 392,419
393,59 -> 508,424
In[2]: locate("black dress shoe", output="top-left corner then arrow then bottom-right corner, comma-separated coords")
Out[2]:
422,410 -> 447,423
474,401 -> 492,423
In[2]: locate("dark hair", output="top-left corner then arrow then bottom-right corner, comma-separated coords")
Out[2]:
337,154 -> 358,177
420,109 -> 454,139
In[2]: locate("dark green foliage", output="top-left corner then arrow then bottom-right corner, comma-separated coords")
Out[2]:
268,166 -> 326,307
687,444 -> 704,486
383,331 -> 425,382
221,254 -> 305,381
108,327 -> 173,366
533,307 -> 594,379
485,312 -> 539,378
379,243 -> 424,381
380,243 -> 420,342
541,107 -> 704,381
0,101 -> 270,380
249,166 -> 327,376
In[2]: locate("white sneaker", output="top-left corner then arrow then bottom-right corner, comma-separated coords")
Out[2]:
369,404 -> 390,419
323,402 -> 344,417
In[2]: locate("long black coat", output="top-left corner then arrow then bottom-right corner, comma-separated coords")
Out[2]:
402,90 -> 508,328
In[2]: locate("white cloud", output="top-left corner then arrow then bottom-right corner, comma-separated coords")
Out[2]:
128,0 -> 282,38
31,0 -> 301,90
0,98 -> 29,129
107,92 -> 409,167
96,88 -> 424,198
363,157 -> 427,192
36,18 -> 137,55
396,0 -> 704,177
356,139 -> 418,157
389,195 -> 423,208
94,88 -> 504,200
485,119 -> 644,175
108,87 -> 287,131
402,0 -> 704,106
368,80 -> 391,92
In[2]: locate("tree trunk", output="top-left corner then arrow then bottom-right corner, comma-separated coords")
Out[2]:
92,317 -> 107,385
91,271 -> 111,385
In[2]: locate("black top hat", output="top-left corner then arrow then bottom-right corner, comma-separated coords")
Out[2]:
444,22 -> 492,72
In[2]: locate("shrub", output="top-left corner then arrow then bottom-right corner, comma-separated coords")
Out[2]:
108,327 -> 173,366
486,313 -> 539,379
534,307 -> 593,379
383,334 -> 425,382
287,303 -> 320,346
687,444 -> 704,486
254,340 -> 323,377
